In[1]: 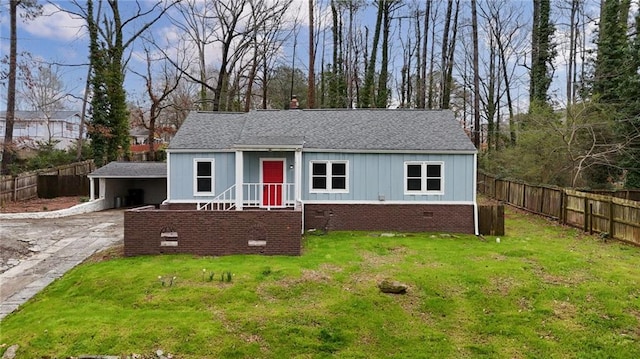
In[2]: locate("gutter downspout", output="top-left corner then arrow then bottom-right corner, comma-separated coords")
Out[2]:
473,152 -> 479,235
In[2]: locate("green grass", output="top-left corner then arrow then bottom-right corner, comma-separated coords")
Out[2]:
1,208 -> 639,358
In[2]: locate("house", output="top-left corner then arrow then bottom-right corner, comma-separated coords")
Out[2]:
130,127 -> 149,146
0,110 -> 82,150
124,109 -> 478,257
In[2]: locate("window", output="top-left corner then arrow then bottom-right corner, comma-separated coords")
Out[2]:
13,122 -> 26,130
404,161 -> 444,194
193,159 -> 215,195
310,160 -> 348,192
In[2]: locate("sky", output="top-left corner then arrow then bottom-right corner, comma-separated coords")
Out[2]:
1,0 -> 632,114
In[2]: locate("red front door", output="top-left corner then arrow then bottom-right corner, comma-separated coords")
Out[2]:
262,160 -> 284,207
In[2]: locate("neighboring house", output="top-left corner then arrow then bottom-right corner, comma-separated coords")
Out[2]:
124,109 -> 478,257
0,111 -> 81,150
130,127 -> 149,145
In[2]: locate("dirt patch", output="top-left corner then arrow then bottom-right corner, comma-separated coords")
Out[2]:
361,246 -> 414,268
484,276 -> 519,296
0,196 -> 84,213
551,300 -> 577,320
83,245 -> 125,264
524,258 -> 589,286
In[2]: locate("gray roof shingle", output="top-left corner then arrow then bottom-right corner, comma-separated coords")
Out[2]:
168,109 -> 476,152
89,162 -> 167,178
0,110 -> 80,120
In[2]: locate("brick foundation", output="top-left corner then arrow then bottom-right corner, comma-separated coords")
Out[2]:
160,203 -> 197,210
124,207 -> 302,256
303,203 -> 475,234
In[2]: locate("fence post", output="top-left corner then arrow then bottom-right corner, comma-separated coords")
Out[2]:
583,196 -> 589,232
589,203 -> 593,235
559,190 -> 565,224
609,199 -> 614,239
13,176 -> 18,201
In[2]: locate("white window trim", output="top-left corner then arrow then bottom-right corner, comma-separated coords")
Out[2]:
309,160 -> 349,193
193,158 -> 215,196
404,161 -> 444,195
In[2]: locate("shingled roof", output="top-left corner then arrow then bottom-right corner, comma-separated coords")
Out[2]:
168,109 -> 476,152
88,162 -> 166,178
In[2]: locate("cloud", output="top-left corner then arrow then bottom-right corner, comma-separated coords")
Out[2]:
21,4 -> 86,42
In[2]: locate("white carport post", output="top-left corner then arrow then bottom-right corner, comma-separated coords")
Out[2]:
235,150 -> 243,210
90,177 -> 95,201
99,178 -> 106,199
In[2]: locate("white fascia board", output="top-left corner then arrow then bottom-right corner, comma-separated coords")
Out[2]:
301,200 -> 476,205
301,148 -> 477,155
166,148 -> 235,154
167,148 -> 476,155
233,144 -> 302,150
87,175 -> 167,179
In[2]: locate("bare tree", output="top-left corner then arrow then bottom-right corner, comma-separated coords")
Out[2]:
162,0 -> 291,112
2,0 -> 41,174
479,0 -> 528,147
52,0 -> 178,165
17,62 -> 70,144
131,46 -> 183,161
440,0 -> 459,110
376,0 -> 404,108
308,0 -> 316,108
471,0 -> 480,148
247,0 -> 292,111
168,0 -> 216,109
417,0 -> 432,109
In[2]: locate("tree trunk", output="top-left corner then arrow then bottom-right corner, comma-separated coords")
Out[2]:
440,0 -> 453,109
360,0 -> 383,108
566,0 -> 578,107
530,0 -> 540,104
441,0 -> 459,110
244,41 -> 258,112
376,1 -> 392,108
471,0 -> 481,149
421,1 -> 431,109
427,10 -> 437,109
1,0 -> 18,174
308,0 -> 316,109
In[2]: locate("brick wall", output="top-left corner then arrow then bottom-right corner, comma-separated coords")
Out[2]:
124,208 -> 302,256
304,204 -> 475,234
160,203 -> 197,210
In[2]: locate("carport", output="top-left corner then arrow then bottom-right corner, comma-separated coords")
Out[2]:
88,162 -> 167,209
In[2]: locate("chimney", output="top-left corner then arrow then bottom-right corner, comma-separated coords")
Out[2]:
289,95 -> 299,109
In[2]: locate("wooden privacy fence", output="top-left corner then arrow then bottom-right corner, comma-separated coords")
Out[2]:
0,172 -> 38,205
0,160 -> 95,204
478,172 -> 640,246
478,204 -> 505,236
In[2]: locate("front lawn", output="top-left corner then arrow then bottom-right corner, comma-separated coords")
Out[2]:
1,208 -> 639,358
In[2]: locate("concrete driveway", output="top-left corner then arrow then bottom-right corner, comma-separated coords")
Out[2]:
0,210 -> 124,320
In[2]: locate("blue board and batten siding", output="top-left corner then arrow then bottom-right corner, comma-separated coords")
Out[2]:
302,152 -> 474,202
168,152 -> 235,200
168,151 -> 474,203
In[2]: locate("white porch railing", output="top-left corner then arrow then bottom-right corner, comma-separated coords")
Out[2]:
197,183 -> 296,211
